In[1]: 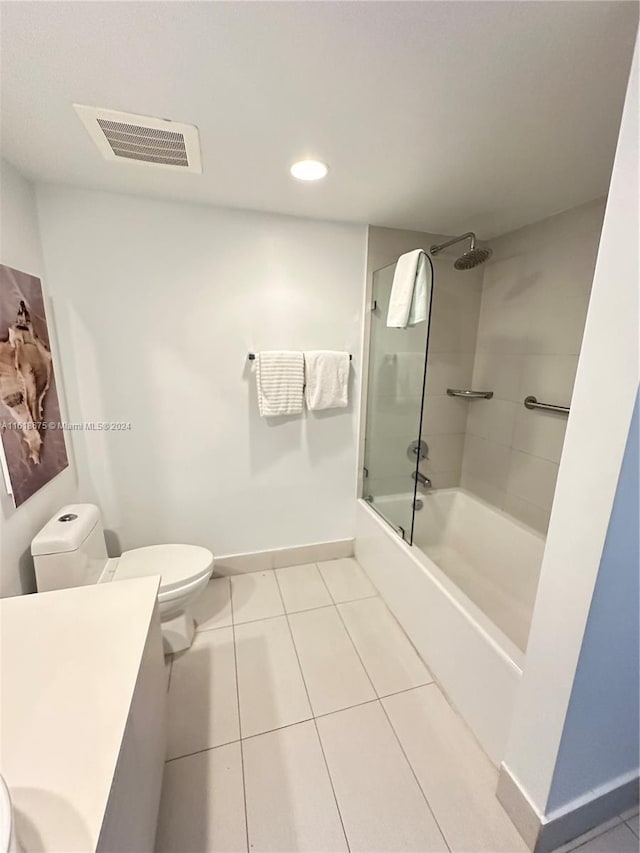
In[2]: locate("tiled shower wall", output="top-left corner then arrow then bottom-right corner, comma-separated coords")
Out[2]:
364,198 -> 605,534
460,198 -> 606,532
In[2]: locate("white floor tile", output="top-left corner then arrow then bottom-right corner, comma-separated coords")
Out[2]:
243,720 -> 348,853
288,606 -> 376,716
235,615 -> 311,737
623,808 -> 639,839
620,806 -> 640,823
155,742 -> 246,853
192,577 -> 232,631
167,627 -> 239,760
317,701 -> 448,852
317,558 -> 377,603
383,685 -> 528,852
567,823 -> 639,853
275,563 -> 333,613
339,598 -> 433,697
552,818 -> 623,853
231,571 -> 284,624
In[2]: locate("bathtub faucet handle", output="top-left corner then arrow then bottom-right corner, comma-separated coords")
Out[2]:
412,470 -> 431,488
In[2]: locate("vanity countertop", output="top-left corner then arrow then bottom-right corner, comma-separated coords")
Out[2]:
0,576 -> 161,851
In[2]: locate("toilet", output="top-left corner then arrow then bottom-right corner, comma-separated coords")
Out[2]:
31,504 -> 213,653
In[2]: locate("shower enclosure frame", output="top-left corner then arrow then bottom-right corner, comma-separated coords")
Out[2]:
361,255 -> 434,545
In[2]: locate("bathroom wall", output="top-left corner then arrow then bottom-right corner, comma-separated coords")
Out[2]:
36,186 -> 367,558
0,159 -> 77,596
361,226 -> 483,501
501,41 -> 639,842
461,198 -> 606,532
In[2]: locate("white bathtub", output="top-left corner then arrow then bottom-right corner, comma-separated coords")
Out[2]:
355,488 -> 545,764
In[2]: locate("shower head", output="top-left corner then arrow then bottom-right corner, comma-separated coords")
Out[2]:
454,246 -> 493,270
430,232 -> 492,270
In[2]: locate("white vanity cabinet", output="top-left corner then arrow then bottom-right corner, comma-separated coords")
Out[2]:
0,577 -> 166,852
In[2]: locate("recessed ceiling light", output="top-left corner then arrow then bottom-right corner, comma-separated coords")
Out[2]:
290,159 -> 329,181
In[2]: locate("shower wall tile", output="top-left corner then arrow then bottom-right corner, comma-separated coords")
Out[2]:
421,395 -> 469,435
367,399 -> 424,440
503,494 -> 552,533
421,434 -> 465,475
424,352 -> 475,396
466,398 -> 518,446
365,475 -> 415,498
472,352 -> 523,402
511,407 -> 568,464
459,198 -> 606,533
518,354 -> 579,403
460,472 -> 506,509
462,435 -> 512,493
506,451 -> 560,511
427,470 -> 464,490
365,432 -> 421,478
429,282 -> 482,354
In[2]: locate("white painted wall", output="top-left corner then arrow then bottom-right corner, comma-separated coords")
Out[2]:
0,159 -> 77,596
462,199 -> 606,533
502,40 -> 639,820
36,186 -> 367,557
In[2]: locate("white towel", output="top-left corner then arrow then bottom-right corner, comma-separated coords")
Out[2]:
386,249 -> 432,328
256,351 -> 304,417
304,351 -> 350,411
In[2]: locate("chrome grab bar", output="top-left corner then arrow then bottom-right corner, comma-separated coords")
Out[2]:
524,395 -> 570,415
446,388 -> 493,399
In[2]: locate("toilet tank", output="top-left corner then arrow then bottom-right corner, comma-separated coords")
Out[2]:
31,504 -> 109,592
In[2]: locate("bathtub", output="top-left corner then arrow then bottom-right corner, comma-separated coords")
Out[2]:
355,488 -> 545,764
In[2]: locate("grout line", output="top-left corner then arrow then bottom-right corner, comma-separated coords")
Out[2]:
229,574 -> 250,853
166,657 -> 429,760
329,591 -> 384,699
377,697 -> 452,853
562,819 -> 626,853
330,594 -> 452,853
315,557 -> 379,613
625,819 -> 639,840
165,736 -> 242,764
203,594 -> 382,634
194,620 -> 234,634
273,569 -> 352,853
313,684 -> 434,722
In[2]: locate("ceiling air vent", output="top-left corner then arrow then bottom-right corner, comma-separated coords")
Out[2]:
74,105 -> 201,173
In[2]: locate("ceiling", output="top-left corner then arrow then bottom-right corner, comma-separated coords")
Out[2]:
1,1 -> 637,238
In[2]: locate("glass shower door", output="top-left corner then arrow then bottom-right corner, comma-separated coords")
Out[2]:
362,261 -> 431,543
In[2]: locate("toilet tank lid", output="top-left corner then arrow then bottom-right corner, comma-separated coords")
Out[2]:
31,504 -> 102,557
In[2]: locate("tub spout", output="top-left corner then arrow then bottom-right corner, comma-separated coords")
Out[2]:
412,470 -> 431,488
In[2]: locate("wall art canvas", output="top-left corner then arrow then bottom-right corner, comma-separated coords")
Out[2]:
0,263 -> 68,507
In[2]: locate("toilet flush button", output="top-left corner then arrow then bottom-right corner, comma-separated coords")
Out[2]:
58,513 -> 78,522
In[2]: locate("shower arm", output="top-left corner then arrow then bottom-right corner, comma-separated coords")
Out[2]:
430,232 -> 476,256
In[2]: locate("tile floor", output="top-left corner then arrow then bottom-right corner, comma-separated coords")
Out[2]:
156,557 -> 639,853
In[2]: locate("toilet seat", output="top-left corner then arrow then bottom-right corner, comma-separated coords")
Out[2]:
114,544 -> 213,593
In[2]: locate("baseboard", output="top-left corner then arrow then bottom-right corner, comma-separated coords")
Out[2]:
498,762 -> 640,852
213,539 -> 354,575
496,765 -> 543,849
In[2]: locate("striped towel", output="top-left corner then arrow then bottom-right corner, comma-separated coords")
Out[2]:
256,351 -> 304,417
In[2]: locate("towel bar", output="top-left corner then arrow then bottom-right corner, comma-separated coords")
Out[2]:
248,352 -> 352,361
524,396 -> 570,415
